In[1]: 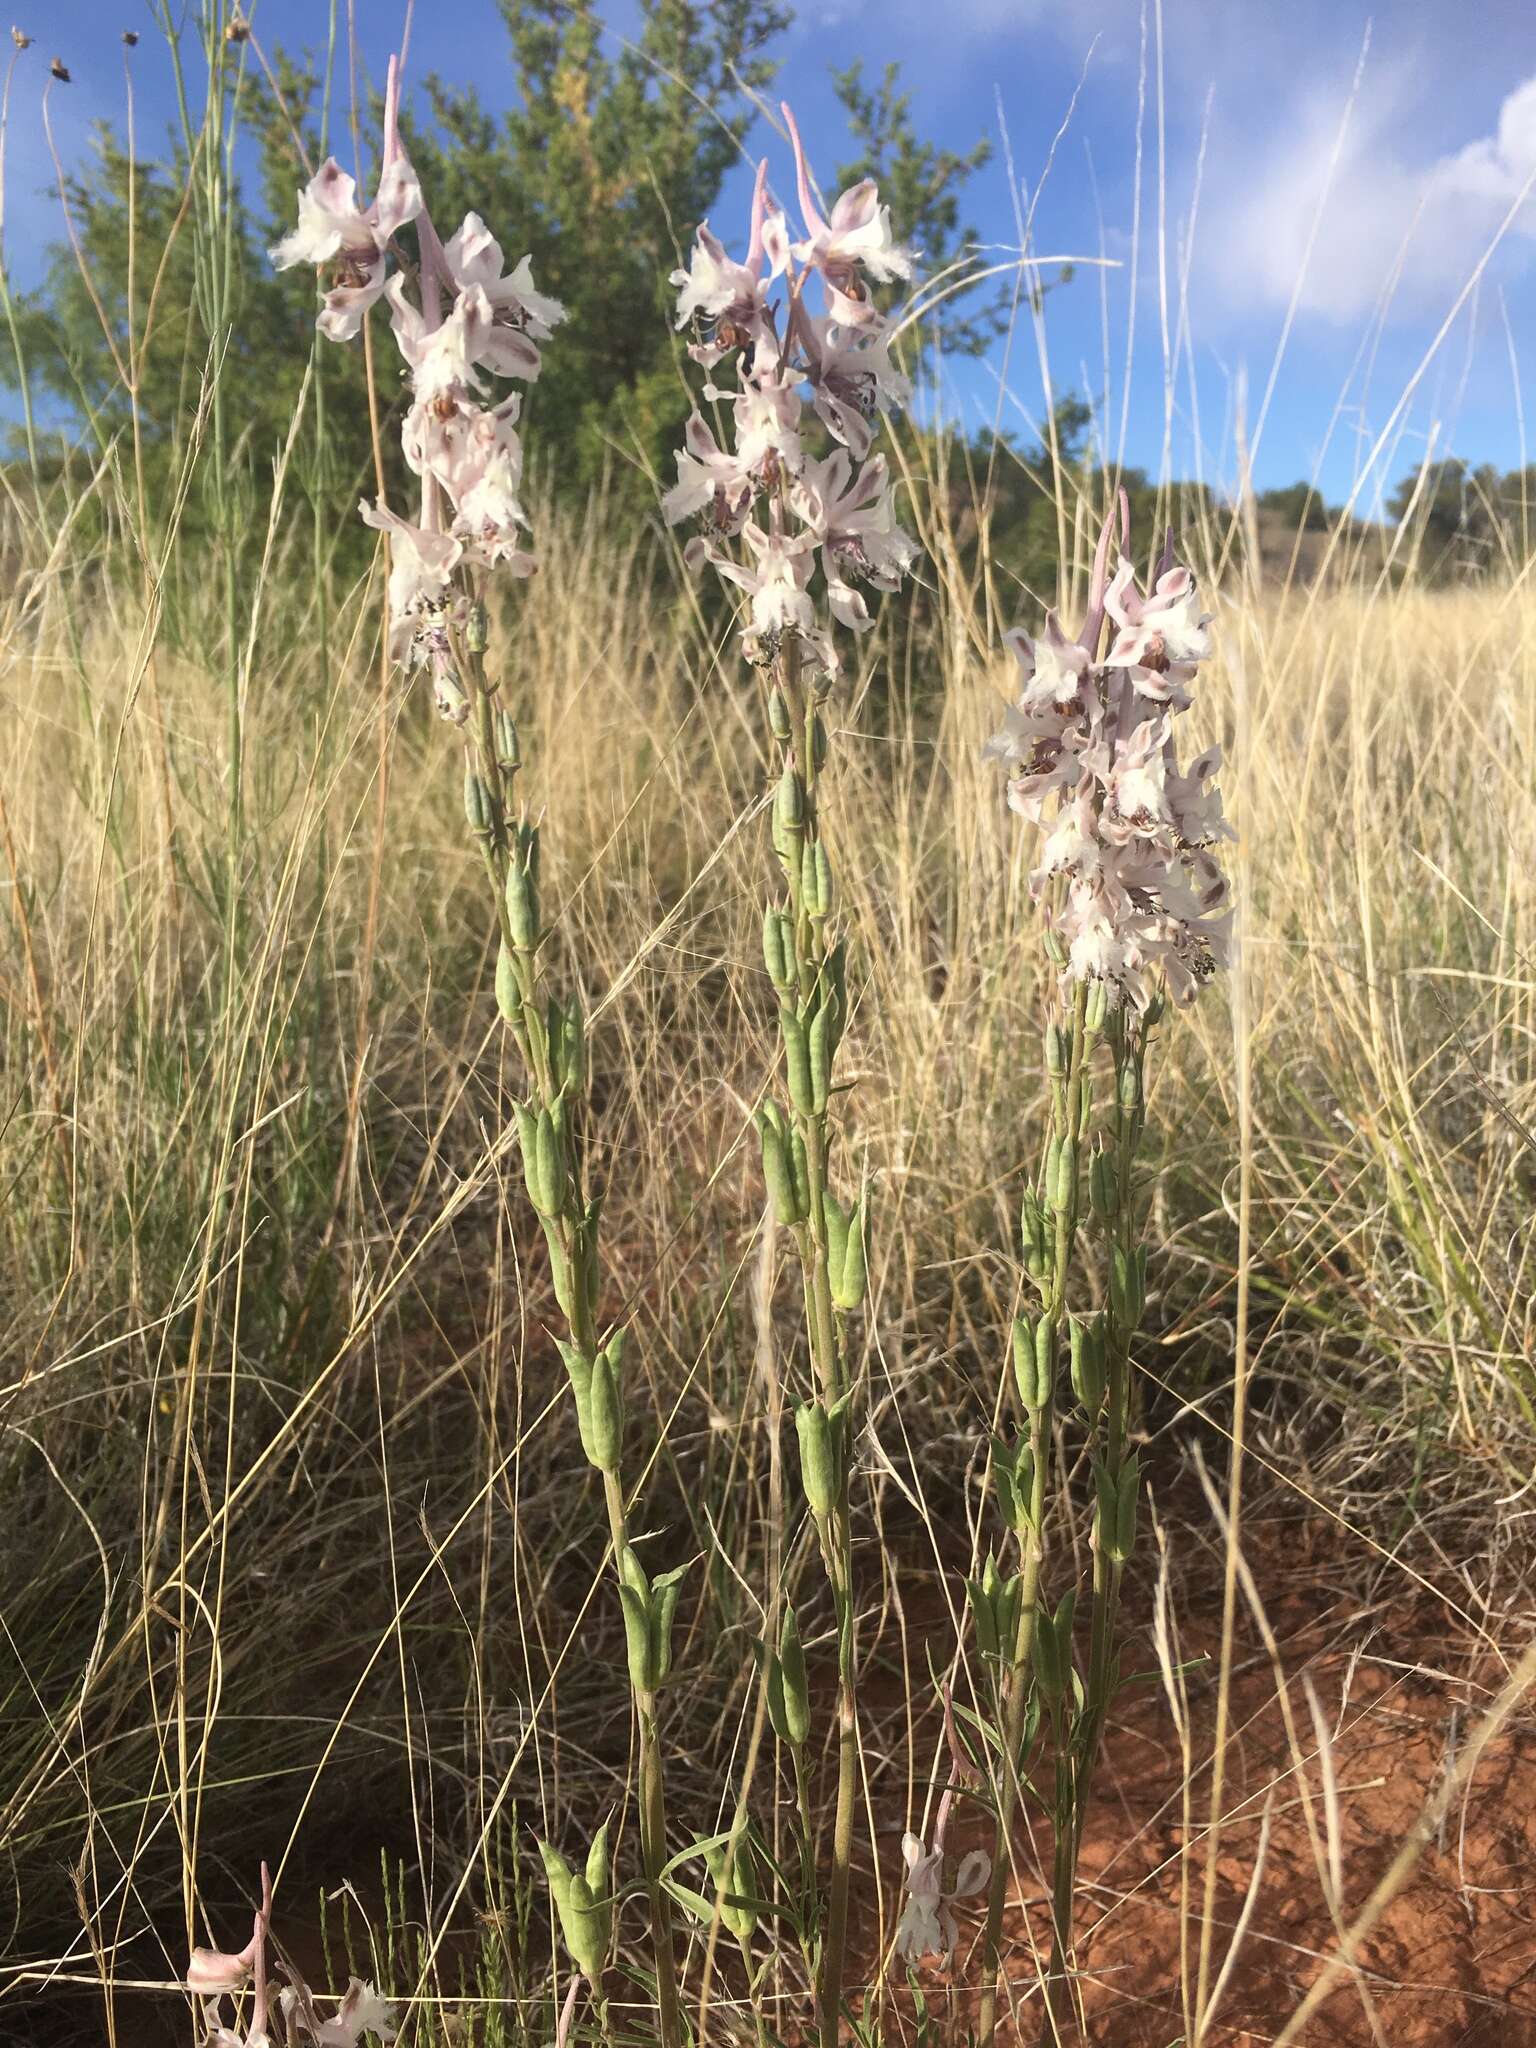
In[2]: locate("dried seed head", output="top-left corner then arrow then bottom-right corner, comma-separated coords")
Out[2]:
122,29 -> 138,45
11,26 -> 31,48
49,54 -> 68,80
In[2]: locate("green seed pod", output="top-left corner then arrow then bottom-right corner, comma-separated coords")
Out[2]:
585,1333 -> 624,1472
756,1103 -> 806,1225
809,714 -> 827,771
652,1563 -> 687,1683
505,852 -> 539,952
617,1547 -> 657,1692
807,999 -> 834,1115
1084,978 -> 1109,1037
466,601 -> 489,656
1034,1591 -> 1076,1705
781,1006 -> 814,1117
822,1190 -> 850,1277
515,1105 -> 546,1211
830,1196 -> 867,1311
768,688 -> 793,742
1069,1315 -> 1106,1416
1051,1135 -> 1077,1214
789,1130 -> 813,1222
1020,1188 -> 1050,1284
762,906 -> 795,988
966,1567 -> 1000,1660
1043,926 -> 1068,968
768,1603 -> 811,1747
531,1107 -> 567,1217
704,1838 -> 759,1942
992,1433 -> 1036,1537
1118,1062 -> 1141,1112
1089,1148 -> 1119,1222
1094,1451 -> 1140,1564
1111,1243 -> 1147,1328
775,763 -> 806,835
464,767 -> 493,836
539,1830 -> 611,1981
806,842 -> 833,919
494,706 -> 521,771
1012,1314 -> 1052,1412
795,1399 -> 838,1519
1045,1022 -> 1067,1078
496,943 -> 521,1026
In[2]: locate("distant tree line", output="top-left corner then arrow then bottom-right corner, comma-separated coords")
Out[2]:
1,0 -> 1518,604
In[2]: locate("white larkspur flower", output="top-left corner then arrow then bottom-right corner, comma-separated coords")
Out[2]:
441,211 -> 565,380
271,154 -> 422,342
894,1833 -> 990,1962
785,102 -> 915,327
987,529 -> 1231,1010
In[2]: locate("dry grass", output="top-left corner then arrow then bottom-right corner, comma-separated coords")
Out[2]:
2,419 -> 1534,2046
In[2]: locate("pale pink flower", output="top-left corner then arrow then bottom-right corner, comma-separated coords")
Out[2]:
894,1833 -> 990,1962
661,413 -> 756,533
671,161 -> 789,366
385,276 -> 491,400
784,102 -> 914,326
1104,557 -> 1212,683
799,314 -> 912,460
1003,612 -> 1091,717
987,527 -> 1230,1010
702,523 -> 836,674
271,154 -> 422,342
441,212 -> 565,379
792,449 -> 918,630
359,499 -> 463,658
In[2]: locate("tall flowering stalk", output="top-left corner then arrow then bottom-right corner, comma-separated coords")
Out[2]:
663,104 -> 919,2047
273,61 -> 686,2048
975,511 -> 1232,2044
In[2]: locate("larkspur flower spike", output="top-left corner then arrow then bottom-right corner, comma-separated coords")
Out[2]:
985,507 -> 1233,1010
271,51 -> 566,693
662,101 -> 920,680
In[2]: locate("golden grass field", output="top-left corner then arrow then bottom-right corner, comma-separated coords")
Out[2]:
4,418 -> 1536,2046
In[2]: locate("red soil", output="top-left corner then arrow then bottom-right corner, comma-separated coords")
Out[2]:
885,1522 -> 1536,2045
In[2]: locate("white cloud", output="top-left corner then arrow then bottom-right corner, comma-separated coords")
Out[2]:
1208,67 -> 1536,322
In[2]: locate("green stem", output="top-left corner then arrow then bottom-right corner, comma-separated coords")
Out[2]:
977,981 -> 1090,2048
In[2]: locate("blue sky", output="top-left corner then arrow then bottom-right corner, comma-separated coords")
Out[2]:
9,0 -> 1536,508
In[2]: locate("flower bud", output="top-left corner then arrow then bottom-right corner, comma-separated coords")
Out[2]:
616,1548 -> 686,1695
